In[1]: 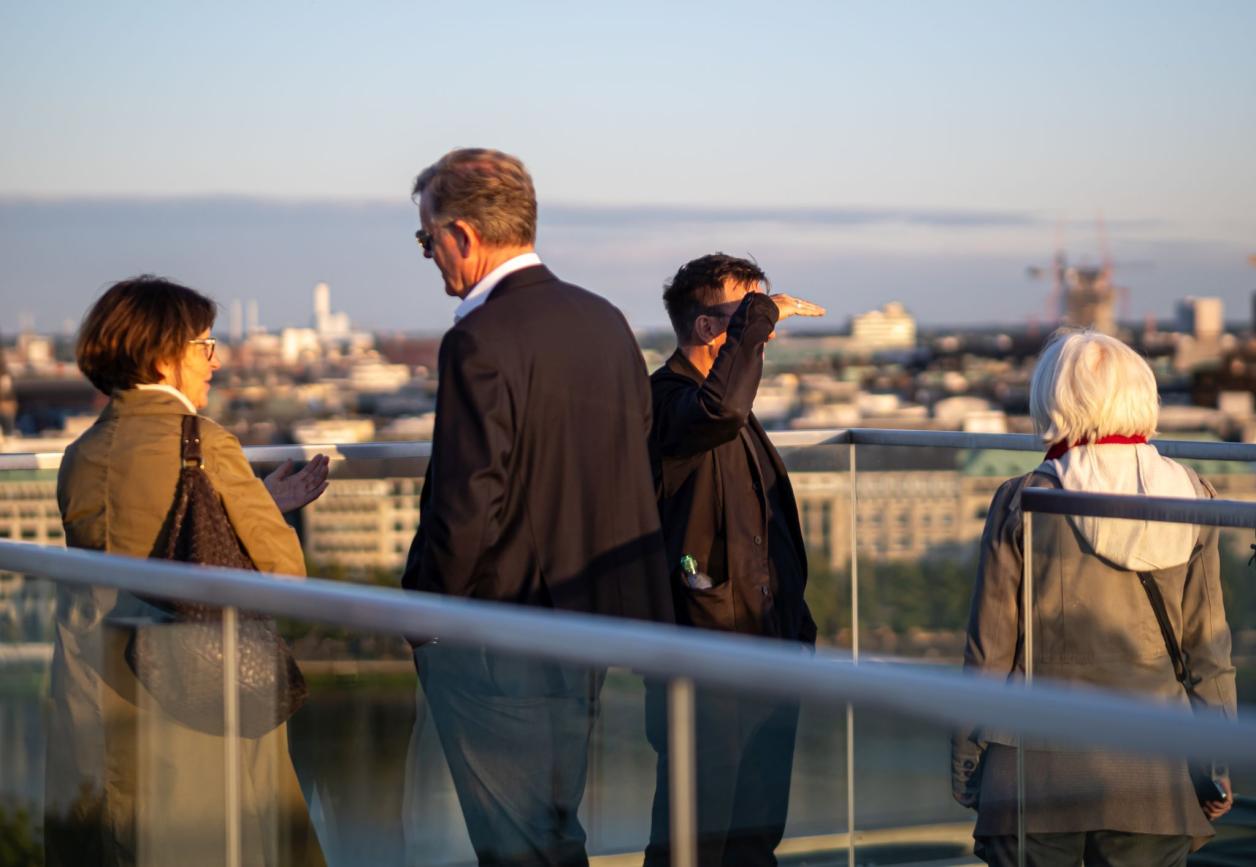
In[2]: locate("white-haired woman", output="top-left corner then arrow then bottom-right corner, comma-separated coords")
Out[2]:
951,329 -> 1236,866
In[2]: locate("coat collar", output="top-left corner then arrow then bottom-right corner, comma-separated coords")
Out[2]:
665,348 -> 706,385
107,387 -> 197,417
481,263 -> 554,305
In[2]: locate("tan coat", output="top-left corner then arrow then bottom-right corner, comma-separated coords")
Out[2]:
951,467 -> 1236,841
45,388 -> 324,866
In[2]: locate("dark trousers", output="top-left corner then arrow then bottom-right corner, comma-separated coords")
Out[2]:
644,683 -> 800,867
976,831 -> 1193,867
417,644 -> 605,867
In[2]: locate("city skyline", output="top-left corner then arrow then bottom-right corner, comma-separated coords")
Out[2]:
2,2 -> 1254,331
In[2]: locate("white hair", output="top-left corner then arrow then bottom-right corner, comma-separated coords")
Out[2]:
1029,329 -> 1159,445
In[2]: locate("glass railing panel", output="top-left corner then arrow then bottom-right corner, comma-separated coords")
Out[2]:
849,442 -> 1043,663
7,435 -> 1256,866
654,683 -> 852,865
0,464 -> 60,866
778,441 -> 853,652
271,455 -> 428,580
282,624 -> 416,864
6,565 -> 1256,864
24,579 -> 301,865
851,709 -> 977,863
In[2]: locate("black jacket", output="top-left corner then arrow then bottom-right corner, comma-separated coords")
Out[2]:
650,293 -> 816,643
402,265 -> 673,624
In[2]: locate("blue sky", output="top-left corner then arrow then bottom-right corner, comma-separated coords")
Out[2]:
2,2 -> 1253,332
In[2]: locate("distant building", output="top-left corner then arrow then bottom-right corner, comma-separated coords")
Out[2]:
302,474 -> 421,571
312,282 -> 351,340
246,299 -> 261,336
349,359 -> 412,394
228,299 -> 244,343
1172,297 -> 1232,371
850,302 -> 916,350
1177,297 -> 1224,341
0,346 -> 16,434
0,469 -> 61,641
789,449 -> 966,569
291,418 -> 375,445
1057,261 -> 1119,335
281,328 -> 321,365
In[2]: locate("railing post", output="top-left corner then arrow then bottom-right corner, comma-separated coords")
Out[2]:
223,606 -> 242,867
668,677 -> 698,867
1017,512 -> 1034,867
846,439 -> 858,867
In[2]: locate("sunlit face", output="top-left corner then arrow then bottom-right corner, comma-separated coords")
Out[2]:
418,194 -> 468,298
168,328 -> 221,409
699,279 -> 765,350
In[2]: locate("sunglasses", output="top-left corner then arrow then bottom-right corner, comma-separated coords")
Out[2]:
416,221 -> 457,256
415,228 -> 434,255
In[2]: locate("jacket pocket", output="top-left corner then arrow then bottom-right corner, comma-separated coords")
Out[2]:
678,580 -> 736,632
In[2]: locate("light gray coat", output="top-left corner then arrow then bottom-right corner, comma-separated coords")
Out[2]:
951,460 -> 1236,842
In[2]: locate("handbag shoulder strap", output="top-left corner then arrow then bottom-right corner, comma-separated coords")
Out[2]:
1136,571 -> 1198,696
180,414 -> 203,468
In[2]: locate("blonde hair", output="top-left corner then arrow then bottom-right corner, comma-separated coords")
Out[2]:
1029,329 -> 1159,445
412,148 -> 536,248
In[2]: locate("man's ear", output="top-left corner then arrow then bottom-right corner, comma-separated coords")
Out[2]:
692,314 -> 717,346
450,219 -> 478,257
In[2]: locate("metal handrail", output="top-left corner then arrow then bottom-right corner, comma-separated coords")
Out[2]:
2,428 -> 1254,471
2,538 -> 1254,763
1022,488 -> 1256,528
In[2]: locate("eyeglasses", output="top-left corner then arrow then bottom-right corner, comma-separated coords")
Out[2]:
415,222 -> 453,256
415,228 -> 434,255
188,338 -> 217,361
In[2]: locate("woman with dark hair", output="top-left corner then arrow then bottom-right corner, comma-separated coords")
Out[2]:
951,329 -> 1235,867
45,276 -> 328,866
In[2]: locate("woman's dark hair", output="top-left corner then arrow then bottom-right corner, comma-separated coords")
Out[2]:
663,253 -> 768,343
76,276 -> 217,396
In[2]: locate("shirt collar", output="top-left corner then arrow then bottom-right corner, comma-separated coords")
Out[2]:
134,383 -> 198,414
453,252 -> 542,323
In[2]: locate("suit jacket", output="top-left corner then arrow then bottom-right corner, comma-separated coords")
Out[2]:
402,264 -> 672,623
650,293 -> 815,643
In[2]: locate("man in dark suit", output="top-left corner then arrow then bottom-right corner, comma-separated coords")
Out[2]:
645,253 -> 825,866
401,148 -> 672,865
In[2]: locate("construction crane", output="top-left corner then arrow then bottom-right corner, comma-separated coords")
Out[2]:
1025,216 -> 1127,335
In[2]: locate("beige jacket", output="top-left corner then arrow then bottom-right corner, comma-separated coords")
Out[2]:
951,460 -> 1236,840
45,388 -> 323,866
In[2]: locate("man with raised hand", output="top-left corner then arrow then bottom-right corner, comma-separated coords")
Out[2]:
645,253 -> 825,866
401,147 -> 671,866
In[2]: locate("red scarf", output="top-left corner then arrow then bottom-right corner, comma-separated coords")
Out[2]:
1045,434 -> 1147,461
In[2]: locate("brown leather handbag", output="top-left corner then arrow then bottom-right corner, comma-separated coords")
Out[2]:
125,415 -> 307,738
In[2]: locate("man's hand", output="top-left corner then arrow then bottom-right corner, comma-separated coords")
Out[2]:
1203,775 -> 1233,821
770,294 -> 826,320
264,454 -> 330,513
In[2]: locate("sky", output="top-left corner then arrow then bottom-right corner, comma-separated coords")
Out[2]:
1,1 -> 1254,334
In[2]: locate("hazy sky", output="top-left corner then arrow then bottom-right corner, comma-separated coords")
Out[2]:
2,1 -> 1253,332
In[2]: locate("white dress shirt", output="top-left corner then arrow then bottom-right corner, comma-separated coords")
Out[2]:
135,383 -> 198,414
453,252 -> 542,323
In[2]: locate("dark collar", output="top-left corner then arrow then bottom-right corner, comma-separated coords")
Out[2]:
483,264 -> 554,304
665,349 -> 706,385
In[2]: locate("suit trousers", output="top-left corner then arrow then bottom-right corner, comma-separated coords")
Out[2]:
644,684 -> 800,867
975,831 -> 1192,867
417,644 -> 605,867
